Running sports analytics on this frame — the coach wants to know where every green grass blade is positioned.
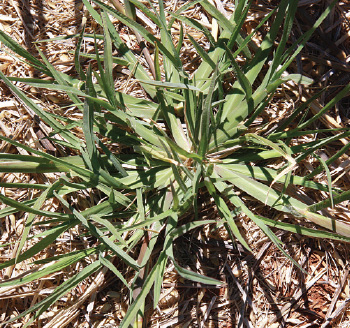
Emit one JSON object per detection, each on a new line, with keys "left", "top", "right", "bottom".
{"left": 74, "top": 24, "right": 87, "bottom": 80}
{"left": 298, "top": 84, "right": 350, "bottom": 130}
{"left": 0, "top": 220, "right": 77, "bottom": 270}
{"left": 272, "top": 0, "right": 337, "bottom": 84}
{"left": 0, "top": 192, "right": 70, "bottom": 220}
{"left": 157, "top": 0, "right": 182, "bottom": 82}
{"left": 154, "top": 44, "right": 161, "bottom": 81}
{"left": 76, "top": 52, "right": 129, "bottom": 66}
{"left": 259, "top": 215, "right": 350, "bottom": 243}
{"left": 153, "top": 245, "right": 168, "bottom": 308}
{"left": 224, "top": 43, "right": 252, "bottom": 100}
{"left": 92, "top": 0, "right": 178, "bottom": 65}
{"left": 54, "top": 191, "right": 139, "bottom": 270}
{"left": 35, "top": 46, "right": 84, "bottom": 109}
{"left": 313, "top": 153, "right": 334, "bottom": 208}
{"left": 119, "top": 165, "right": 173, "bottom": 190}
{"left": 295, "top": 131, "right": 350, "bottom": 164}
{"left": 224, "top": 188, "right": 305, "bottom": 273}
{"left": 0, "top": 182, "right": 48, "bottom": 189}
{"left": 14, "top": 183, "right": 58, "bottom": 263}
{"left": 0, "top": 134, "right": 110, "bottom": 189}
{"left": 198, "top": 66, "right": 218, "bottom": 158}
{"left": 187, "top": 33, "right": 215, "bottom": 69}
{"left": 169, "top": 13, "right": 216, "bottom": 47}
{"left": 99, "top": 253, "right": 130, "bottom": 288}
{"left": 82, "top": 0, "right": 102, "bottom": 24}
{"left": 192, "top": 163, "right": 202, "bottom": 220}
{"left": 102, "top": 13, "right": 156, "bottom": 98}
{"left": 124, "top": 0, "right": 136, "bottom": 19}
{"left": 119, "top": 251, "right": 167, "bottom": 327}
{"left": 308, "top": 190, "right": 350, "bottom": 213}
{"left": 176, "top": 22, "right": 184, "bottom": 55}
{"left": 200, "top": 0, "right": 251, "bottom": 59}
{"left": 0, "top": 247, "right": 98, "bottom": 288}
{"left": 219, "top": 163, "right": 332, "bottom": 192}
{"left": 168, "top": 0, "right": 202, "bottom": 28}
{"left": 219, "top": 0, "right": 291, "bottom": 123}
{"left": 90, "top": 214, "right": 126, "bottom": 246}
{"left": 307, "top": 140, "right": 350, "bottom": 179}
{"left": 33, "top": 247, "right": 99, "bottom": 265}
{"left": 265, "top": 0, "right": 298, "bottom": 84}
{"left": 138, "top": 79, "right": 202, "bottom": 92}
{"left": 215, "top": 164, "right": 350, "bottom": 237}
{"left": 0, "top": 72, "right": 82, "bottom": 148}
{"left": 96, "top": 138, "right": 128, "bottom": 177}
{"left": 83, "top": 66, "right": 100, "bottom": 172}
{"left": 170, "top": 220, "right": 217, "bottom": 239}
{"left": 128, "top": 0, "right": 161, "bottom": 26}
{"left": 172, "top": 259, "right": 223, "bottom": 285}
{"left": 6, "top": 261, "right": 102, "bottom": 326}
{"left": 205, "top": 179, "right": 251, "bottom": 251}
{"left": 101, "top": 11, "right": 117, "bottom": 108}
{"left": 0, "top": 30, "right": 50, "bottom": 75}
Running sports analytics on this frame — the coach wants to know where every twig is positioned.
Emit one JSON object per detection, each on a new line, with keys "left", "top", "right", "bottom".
{"left": 321, "top": 297, "right": 350, "bottom": 328}
{"left": 321, "top": 268, "right": 350, "bottom": 328}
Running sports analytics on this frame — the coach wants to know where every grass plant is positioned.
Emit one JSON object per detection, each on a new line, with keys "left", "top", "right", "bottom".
{"left": 0, "top": 0, "right": 349, "bottom": 326}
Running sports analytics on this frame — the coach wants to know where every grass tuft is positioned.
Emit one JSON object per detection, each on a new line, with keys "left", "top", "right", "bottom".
{"left": 0, "top": 0, "right": 349, "bottom": 326}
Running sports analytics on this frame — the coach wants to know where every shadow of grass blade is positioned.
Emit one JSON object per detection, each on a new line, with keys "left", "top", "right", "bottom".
{"left": 298, "top": 83, "right": 350, "bottom": 130}
{"left": 187, "top": 33, "right": 215, "bottom": 70}
{"left": 208, "top": 73, "right": 313, "bottom": 150}
{"left": 272, "top": 0, "right": 338, "bottom": 83}
{"left": 313, "top": 153, "right": 334, "bottom": 208}
{"left": 35, "top": 46, "right": 84, "bottom": 110}
{"left": 307, "top": 140, "right": 350, "bottom": 179}
{"left": 295, "top": 131, "right": 350, "bottom": 164}
{"left": 1, "top": 0, "right": 349, "bottom": 325}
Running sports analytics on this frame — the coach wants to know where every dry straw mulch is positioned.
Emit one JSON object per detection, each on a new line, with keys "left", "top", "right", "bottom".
{"left": 1, "top": 0, "right": 350, "bottom": 327}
